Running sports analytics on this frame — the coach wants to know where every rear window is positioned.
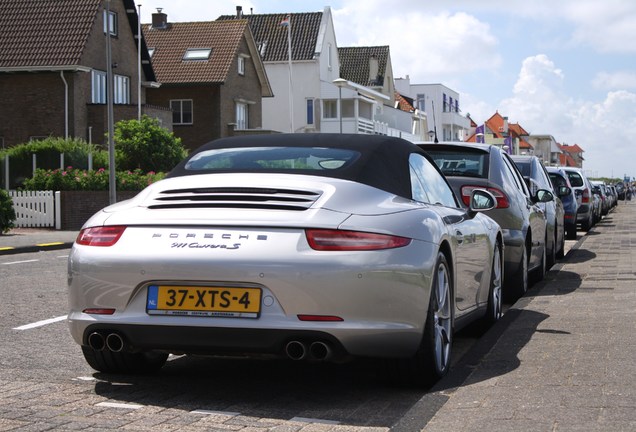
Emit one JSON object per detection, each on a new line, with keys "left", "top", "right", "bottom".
{"left": 184, "top": 147, "right": 360, "bottom": 172}
{"left": 424, "top": 150, "right": 488, "bottom": 178}
{"left": 566, "top": 171, "right": 584, "bottom": 187}
{"left": 514, "top": 161, "right": 531, "bottom": 177}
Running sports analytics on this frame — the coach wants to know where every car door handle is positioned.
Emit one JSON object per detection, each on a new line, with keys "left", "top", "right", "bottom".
{"left": 456, "top": 231, "right": 464, "bottom": 244}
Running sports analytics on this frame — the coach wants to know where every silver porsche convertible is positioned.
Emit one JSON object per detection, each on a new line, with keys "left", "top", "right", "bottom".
{"left": 67, "top": 134, "right": 503, "bottom": 385}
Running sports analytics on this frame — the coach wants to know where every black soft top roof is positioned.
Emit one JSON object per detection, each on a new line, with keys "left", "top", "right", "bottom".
{"left": 168, "top": 133, "right": 433, "bottom": 199}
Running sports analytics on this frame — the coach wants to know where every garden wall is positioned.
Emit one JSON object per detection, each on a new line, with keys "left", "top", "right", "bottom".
{"left": 60, "top": 191, "right": 139, "bottom": 230}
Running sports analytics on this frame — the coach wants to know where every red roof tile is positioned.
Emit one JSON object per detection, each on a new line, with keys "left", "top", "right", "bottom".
{"left": 0, "top": 0, "right": 101, "bottom": 68}
{"left": 143, "top": 20, "right": 249, "bottom": 84}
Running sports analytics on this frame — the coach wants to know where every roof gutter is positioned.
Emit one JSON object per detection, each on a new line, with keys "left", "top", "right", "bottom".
{"left": 0, "top": 65, "right": 92, "bottom": 73}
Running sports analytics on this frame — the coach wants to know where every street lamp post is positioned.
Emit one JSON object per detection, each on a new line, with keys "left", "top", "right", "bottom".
{"left": 105, "top": 0, "right": 116, "bottom": 204}
{"left": 333, "top": 78, "right": 347, "bottom": 134}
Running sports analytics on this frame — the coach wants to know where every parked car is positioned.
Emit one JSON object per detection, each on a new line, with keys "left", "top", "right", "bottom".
{"left": 603, "top": 184, "right": 616, "bottom": 209}
{"left": 512, "top": 156, "right": 565, "bottom": 266}
{"left": 418, "top": 142, "right": 551, "bottom": 302}
{"left": 607, "top": 185, "right": 618, "bottom": 208}
{"left": 590, "top": 180, "right": 611, "bottom": 217}
{"left": 561, "top": 167, "right": 595, "bottom": 232}
{"left": 615, "top": 182, "right": 626, "bottom": 200}
{"left": 68, "top": 134, "right": 505, "bottom": 386}
{"left": 546, "top": 167, "right": 578, "bottom": 240}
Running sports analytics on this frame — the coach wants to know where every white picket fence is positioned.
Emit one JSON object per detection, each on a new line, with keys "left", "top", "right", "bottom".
{"left": 9, "top": 190, "right": 61, "bottom": 229}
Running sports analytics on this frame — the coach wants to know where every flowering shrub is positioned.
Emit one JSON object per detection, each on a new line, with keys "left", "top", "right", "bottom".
{"left": 22, "top": 167, "right": 165, "bottom": 191}
{"left": 0, "top": 189, "right": 16, "bottom": 234}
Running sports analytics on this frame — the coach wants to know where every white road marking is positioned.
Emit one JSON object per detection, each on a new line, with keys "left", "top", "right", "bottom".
{"left": 291, "top": 417, "right": 340, "bottom": 425}
{"left": 191, "top": 409, "right": 240, "bottom": 416}
{"left": 13, "top": 315, "right": 67, "bottom": 330}
{"left": 96, "top": 402, "right": 143, "bottom": 410}
{"left": 2, "top": 259, "right": 39, "bottom": 265}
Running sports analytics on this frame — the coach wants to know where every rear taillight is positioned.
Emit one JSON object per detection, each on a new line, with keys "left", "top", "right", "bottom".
{"left": 305, "top": 229, "right": 411, "bottom": 251}
{"left": 76, "top": 226, "right": 126, "bottom": 247}
{"left": 581, "top": 189, "right": 590, "bottom": 204}
{"left": 460, "top": 185, "right": 509, "bottom": 208}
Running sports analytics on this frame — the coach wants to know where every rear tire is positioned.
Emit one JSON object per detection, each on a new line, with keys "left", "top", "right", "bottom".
{"left": 391, "top": 252, "right": 453, "bottom": 387}
{"left": 505, "top": 244, "right": 528, "bottom": 303}
{"left": 81, "top": 346, "right": 168, "bottom": 374}
{"left": 482, "top": 242, "right": 503, "bottom": 327}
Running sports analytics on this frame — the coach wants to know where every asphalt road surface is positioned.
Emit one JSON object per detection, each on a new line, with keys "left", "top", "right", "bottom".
{"left": 0, "top": 237, "right": 579, "bottom": 431}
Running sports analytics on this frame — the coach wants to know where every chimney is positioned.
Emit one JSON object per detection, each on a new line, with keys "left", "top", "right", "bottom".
{"left": 152, "top": 8, "right": 168, "bottom": 29}
{"left": 236, "top": 6, "right": 243, "bottom": 18}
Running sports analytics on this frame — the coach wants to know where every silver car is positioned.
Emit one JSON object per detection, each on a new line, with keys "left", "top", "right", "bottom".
{"left": 418, "top": 142, "right": 551, "bottom": 302}
{"left": 68, "top": 134, "right": 503, "bottom": 385}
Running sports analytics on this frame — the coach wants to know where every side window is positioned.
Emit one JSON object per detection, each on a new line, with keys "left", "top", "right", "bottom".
{"left": 409, "top": 153, "right": 457, "bottom": 207}
{"left": 503, "top": 154, "right": 529, "bottom": 196}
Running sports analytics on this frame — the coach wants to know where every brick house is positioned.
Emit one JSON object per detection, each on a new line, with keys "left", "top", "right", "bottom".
{"left": 0, "top": 0, "right": 170, "bottom": 150}
{"left": 143, "top": 9, "right": 273, "bottom": 152}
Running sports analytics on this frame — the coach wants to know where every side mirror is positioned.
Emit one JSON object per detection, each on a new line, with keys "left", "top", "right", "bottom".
{"left": 469, "top": 189, "right": 497, "bottom": 212}
{"left": 535, "top": 189, "right": 554, "bottom": 203}
{"left": 558, "top": 186, "right": 571, "bottom": 197}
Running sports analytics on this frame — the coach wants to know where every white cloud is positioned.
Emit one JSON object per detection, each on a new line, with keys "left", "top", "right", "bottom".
{"left": 332, "top": 5, "right": 501, "bottom": 82}
{"left": 497, "top": 54, "right": 636, "bottom": 177}
{"left": 593, "top": 71, "right": 636, "bottom": 91}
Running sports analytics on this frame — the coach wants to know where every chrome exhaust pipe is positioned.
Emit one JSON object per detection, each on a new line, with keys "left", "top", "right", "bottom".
{"left": 285, "top": 340, "right": 307, "bottom": 360}
{"left": 309, "top": 341, "right": 332, "bottom": 361}
{"left": 87, "top": 332, "right": 105, "bottom": 351}
{"left": 105, "top": 333, "right": 124, "bottom": 353}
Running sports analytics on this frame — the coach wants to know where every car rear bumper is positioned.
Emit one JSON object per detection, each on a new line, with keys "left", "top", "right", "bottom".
{"left": 69, "top": 318, "right": 423, "bottom": 360}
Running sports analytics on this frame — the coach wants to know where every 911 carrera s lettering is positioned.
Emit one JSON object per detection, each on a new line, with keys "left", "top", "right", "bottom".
{"left": 170, "top": 242, "right": 242, "bottom": 249}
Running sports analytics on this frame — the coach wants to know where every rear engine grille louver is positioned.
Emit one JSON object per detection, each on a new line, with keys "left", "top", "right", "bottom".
{"left": 147, "top": 187, "right": 322, "bottom": 211}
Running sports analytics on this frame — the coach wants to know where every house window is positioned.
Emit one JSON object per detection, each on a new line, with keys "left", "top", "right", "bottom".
{"left": 449, "top": 97, "right": 453, "bottom": 113}
{"left": 114, "top": 75, "right": 130, "bottom": 104}
{"left": 148, "top": 48, "right": 155, "bottom": 58}
{"left": 236, "top": 102, "right": 248, "bottom": 129}
{"left": 455, "top": 99, "right": 459, "bottom": 113}
{"left": 443, "top": 94, "right": 448, "bottom": 112}
{"left": 238, "top": 56, "right": 246, "bottom": 75}
{"left": 306, "top": 99, "right": 314, "bottom": 125}
{"left": 323, "top": 100, "right": 337, "bottom": 119}
{"left": 103, "top": 10, "right": 118, "bottom": 36}
{"left": 327, "top": 43, "right": 333, "bottom": 70}
{"left": 258, "top": 41, "right": 267, "bottom": 57}
{"left": 416, "top": 94, "right": 426, "bottom": 111}
{"left": 171, "top": 100, "right": 193, "bottom": 125}
{"left": 183, "top": 48, "right": 211, "bottom": 61}
{"left": 91, "top": 70, "right": 107, "bottom": 104}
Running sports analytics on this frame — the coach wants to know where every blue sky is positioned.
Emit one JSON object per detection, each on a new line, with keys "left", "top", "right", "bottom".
{"left": 140, "top": 0, "right": 636, "bottom": 179}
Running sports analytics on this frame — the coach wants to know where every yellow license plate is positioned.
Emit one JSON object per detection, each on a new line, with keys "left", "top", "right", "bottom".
{"left": 146, "top": 285, "right": 261, "bottom": 318}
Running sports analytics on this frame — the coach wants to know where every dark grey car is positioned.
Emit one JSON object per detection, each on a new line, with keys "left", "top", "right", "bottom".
{"left": 512, "top": 156, "right": 565, "bottom": 267}
{"left": 418, "top": 142, "right": 552, "bottom": 301}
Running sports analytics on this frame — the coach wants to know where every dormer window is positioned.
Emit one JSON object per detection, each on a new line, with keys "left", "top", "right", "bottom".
{"left": 183, "top": 48, "right": 211, "bottom": 61}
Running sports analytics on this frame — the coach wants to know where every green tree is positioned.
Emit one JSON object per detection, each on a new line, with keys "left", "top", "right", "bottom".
{"left": 114, "top": 115, "right": 187, "bottom": 173}
{"left": 0, "top": 189, "right": 16, "bottom": 234}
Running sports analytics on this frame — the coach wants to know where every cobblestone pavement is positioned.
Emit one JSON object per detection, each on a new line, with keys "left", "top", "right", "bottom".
{"left": 1, "top": 202, "right": 634, "bottom": 431}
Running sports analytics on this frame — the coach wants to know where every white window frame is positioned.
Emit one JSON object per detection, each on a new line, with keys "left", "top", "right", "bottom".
{"left": 114, "top": 75, "right": 130, "bottom": 104}
{"left": 91, "top": 70, "right": 107, "bottom": 104}
{"left": 183, "top": 48, "right": 211, "bottom": 61}
{"left": 170, "top": 99, "right": 193, "bottom": 125}
{"left": 238, "top": 55, "right": 246, "bottom": 75}
{"left": 236, "top": 102, "right": 248, "bottom": 129}
{"left": 103, "top": 10, "right": 118, "bottom": 36}
{"left": 322, "top": 100, "right": 337, "bottom": 119}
